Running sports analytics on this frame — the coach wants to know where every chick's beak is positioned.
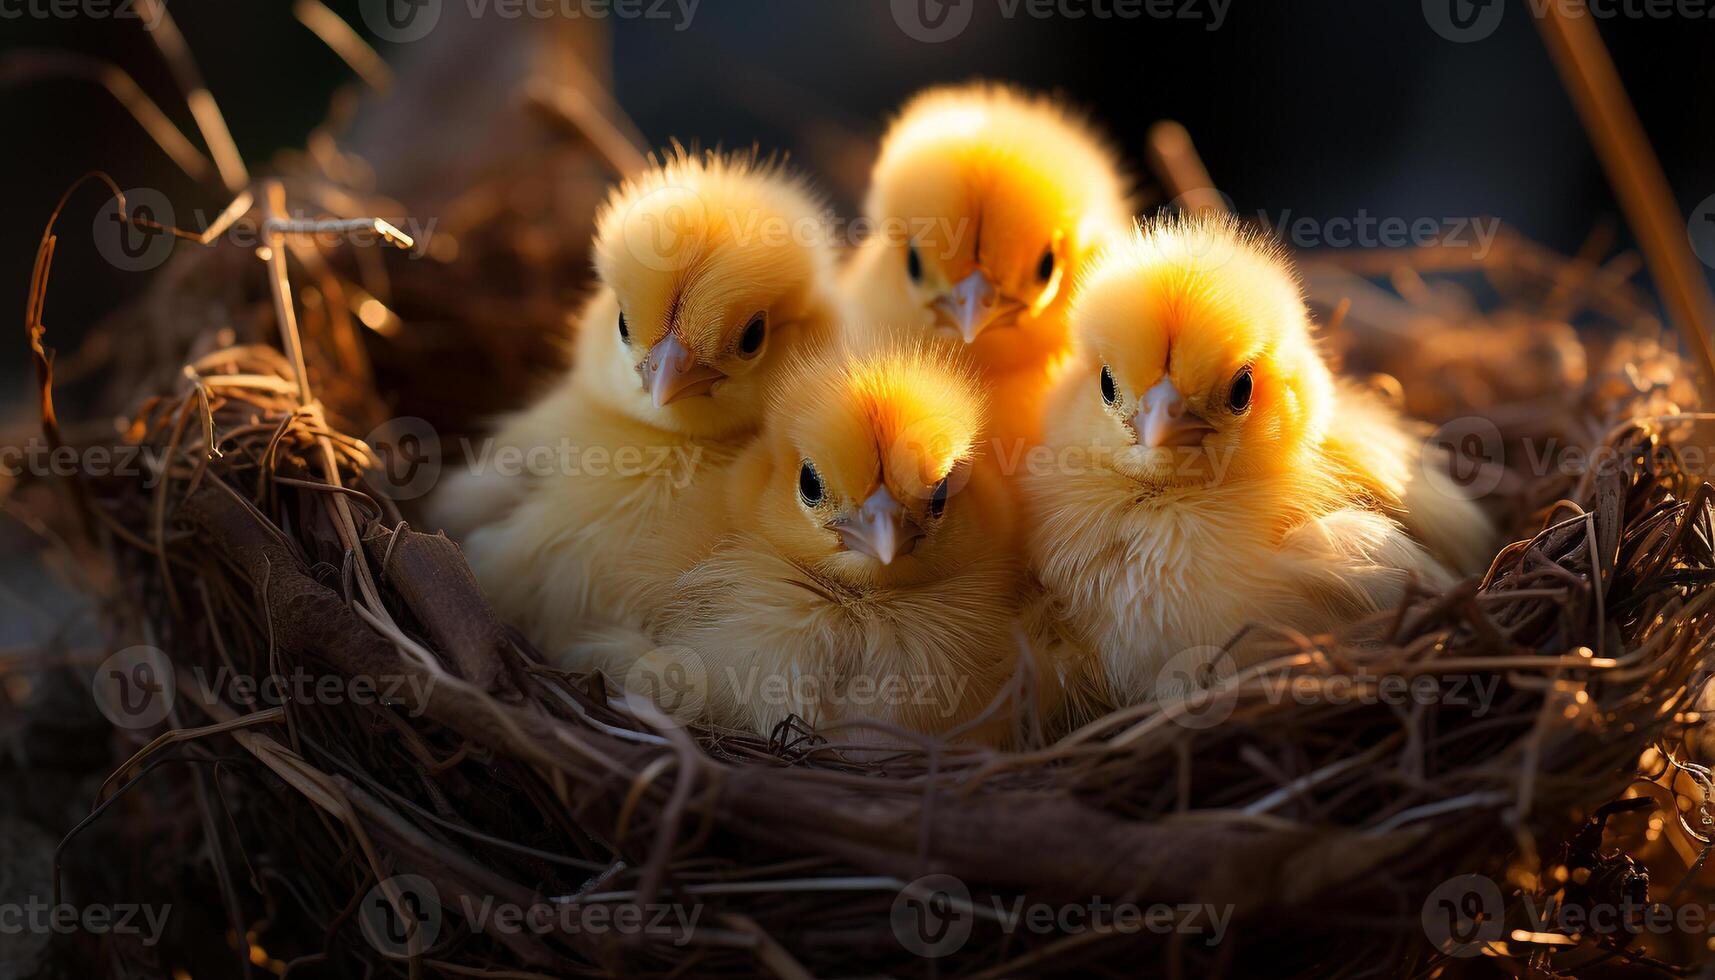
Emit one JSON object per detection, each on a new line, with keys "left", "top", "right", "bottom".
{"left": 1131, "top": 377, "right": 1215, "bottom": 448}
{"left": 834, "top": 486, "right": 923, "bottom": 565}
{"left": 640, "top": 332, "right": 726, "bottom": 408}
{"left": 933, "top": 269, "right": 1018, "bottom": 344}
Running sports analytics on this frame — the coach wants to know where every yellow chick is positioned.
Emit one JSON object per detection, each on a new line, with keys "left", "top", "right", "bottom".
{"left": 650, "top": 338, "right": 1029, "bottom": 744}
{"left": 841, "top": 82, "right": 1132, "bottom": 449}
{"left": 439, "top": 149, "right": 843, "bottom": 666}
{"left": 1024, "top": 215, "right": 1484, "bottom": 712}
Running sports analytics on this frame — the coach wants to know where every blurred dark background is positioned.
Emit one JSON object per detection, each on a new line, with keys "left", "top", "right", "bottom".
{"left": 1, "top": 0, "right": 1713, "bottom": 404}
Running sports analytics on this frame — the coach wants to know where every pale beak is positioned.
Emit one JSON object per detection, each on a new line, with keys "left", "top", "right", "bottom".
{"left": 640, "top": 333, "right": 726, "bottom": 407}
{"left": 932, "top": 269, "right": 1021, "bottom": 344}
{"left": 1131, "top": 377, "right": 1215, "bottom": 448}
{"left": 834, "top": 486, "right": 923, "bottom": 565}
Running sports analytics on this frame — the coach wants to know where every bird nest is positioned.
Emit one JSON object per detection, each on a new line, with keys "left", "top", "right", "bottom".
{"left": 14, "top": 24, "right": 1715, "bottom": 975}
{"left": 23, "top": 175, "right": 1715, "bottom": 979}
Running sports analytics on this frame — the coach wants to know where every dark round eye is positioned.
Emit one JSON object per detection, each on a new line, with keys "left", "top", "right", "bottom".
{"left": 1037, "top": 247, "right": 1055, "bottom": 282}
{"left": 738, "top": 312, "right": 767, "bottom": 358}
{"left": 618, "top": 311, "right": 629, "bottom": 344}
{"left": 906, "top": 245, "right": 923, "bottom": 284}
{"left": 798, "top": 461, "right": 824, "bottom": 506}
{"left": 930, "top": 476, "right": 950, "bottom": 518}
{"left": 1100, "top": 364, "right": 1118, "bottom": 406}
{"left": 1228, "top": 366, "right": 1254, "bottom": 413}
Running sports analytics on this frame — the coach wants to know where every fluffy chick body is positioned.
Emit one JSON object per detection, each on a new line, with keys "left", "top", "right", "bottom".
{"left": 841, "top": 83, "right": 1131, "bottom": 449}
{"left": 651, "top": 339, "right": 1029, "bottom": 743}
{"left": 442, "top": 150, "right": 842, "bottom": 666}
{"left": 1025, "top": 216, "right": 1476, "bottom": 714}
{"left": 1320, "top": 382, "right": 1500, "bottom": 575}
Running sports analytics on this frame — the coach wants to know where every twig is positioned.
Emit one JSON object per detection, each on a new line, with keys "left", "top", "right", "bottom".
{"left": 1536, "top": 5, "right": 1715, "bottom": 395}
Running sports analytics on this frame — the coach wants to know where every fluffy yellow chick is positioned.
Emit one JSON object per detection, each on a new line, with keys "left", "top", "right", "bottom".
{"left": 841, "top": 83, "right": 1132, "bottom": 448}
{"left": 650, "top": 338, "right": 1030, "bottom": 744}
{"left": 437, "top": 149, "right": 843, "bottom": 665}
{"left": 1024, "top": 215, "right": 1486, "bottom": 712}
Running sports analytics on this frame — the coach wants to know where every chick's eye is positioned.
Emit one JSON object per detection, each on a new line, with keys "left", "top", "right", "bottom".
{"left": 906, "top": 245, "right": 923, "bottom": 284}
{"left": 738, "top": 312, "right": 767, "bottom": 358}
{"left": 930, "top": 477, "right": 950, "bottom": 518}
{"left": 797, "top": 461, "right": 824, "bottom": 506}
{"left": 1228, "top": 366, "right": 1254, "bottom": 413}
{"left": 1037, "top": 247, "right": 1055, "bottom": 282}
{"left": 618, "top": 311, "right": 629, "bottom": 344}
{"left": 1100, "top": 364, "right": 1118, "bottom": 406}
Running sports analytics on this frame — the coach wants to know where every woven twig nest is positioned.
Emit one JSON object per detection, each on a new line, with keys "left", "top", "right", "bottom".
{"left": 24, "top": 176, "right": 1714, "bottom": 977}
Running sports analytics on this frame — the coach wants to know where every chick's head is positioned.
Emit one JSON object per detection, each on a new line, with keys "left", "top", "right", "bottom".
{"left": 592, "top": 148, "right": 839, "bottom": 439}
{"left": 1055, "top": 215, "right": 1334, "bottom": 489}
{"left": 751, "top": 340, "right": 993, "bottom": 587}
{"left": 867, "top": 83, "right": 1131, "bottom": 373}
